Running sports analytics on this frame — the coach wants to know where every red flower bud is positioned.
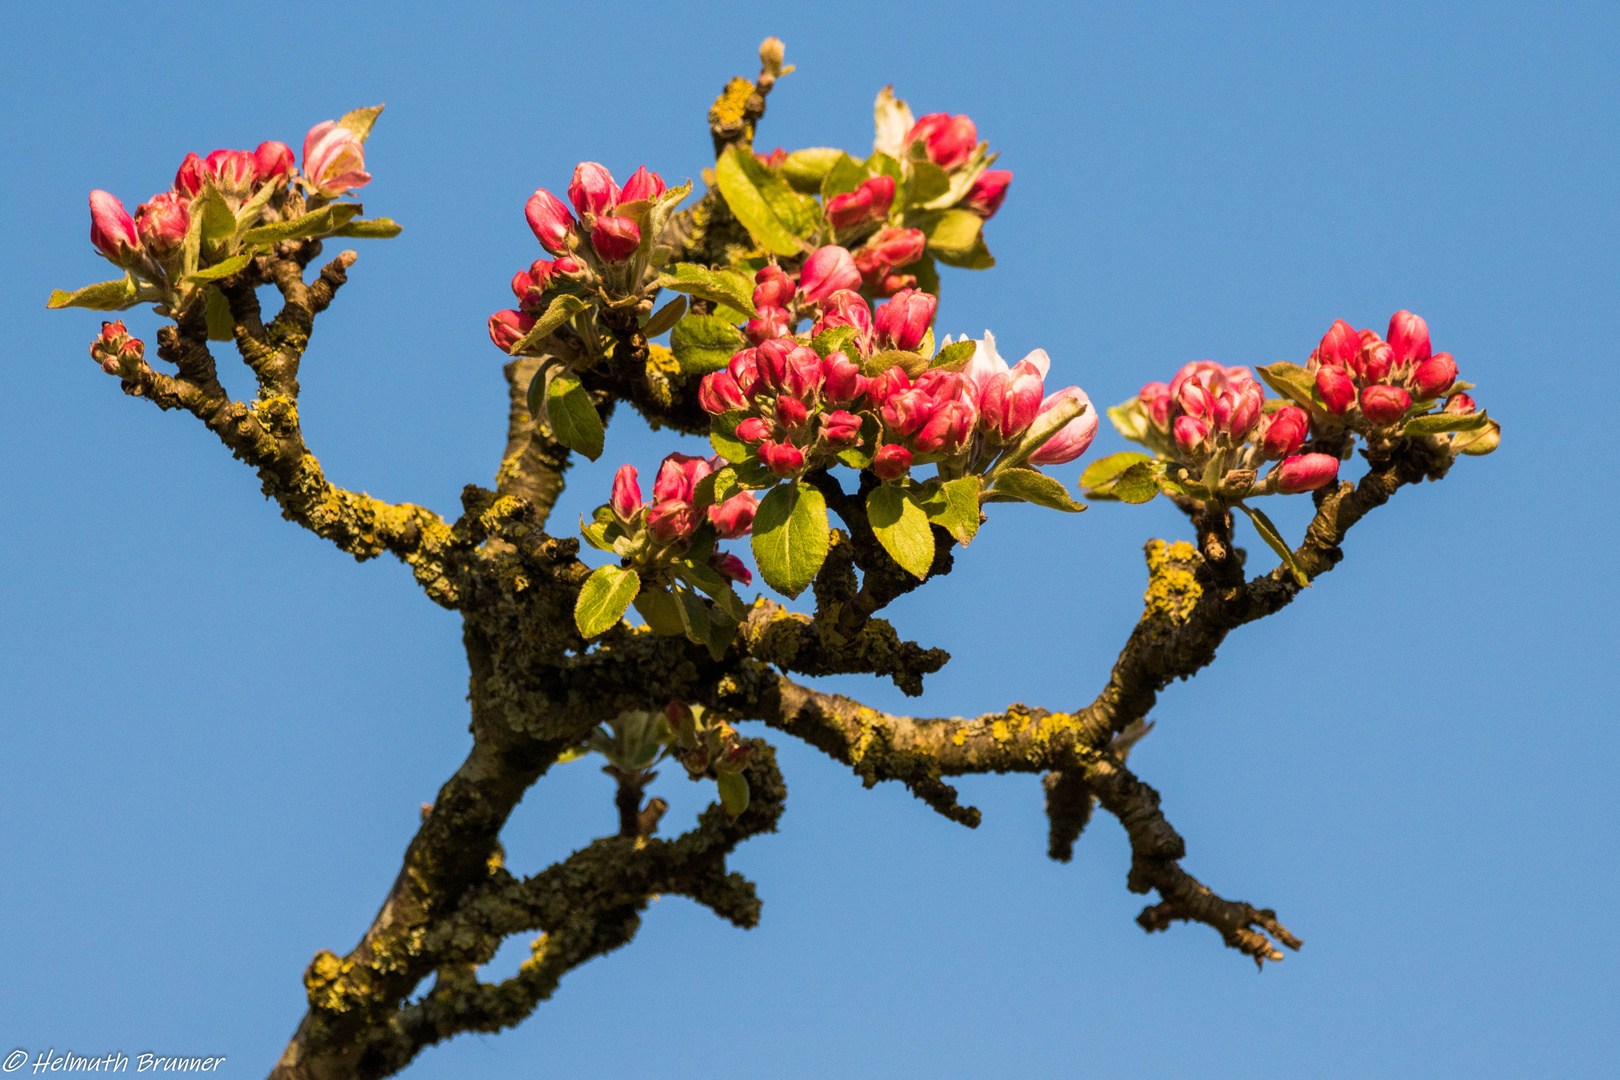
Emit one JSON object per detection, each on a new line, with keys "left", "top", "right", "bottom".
{"left": 1139, "top": 381, "right": 1173, "bottom": 430}
{"left": 745, "top": 305, "right": 792, "bottom": 346}
{"left": 878, "top": 272, "right": 917, "bottom": 297}
{"left": 654, "top": 453, "right": 713, "bottom": 505}
{"left": 618, "top": 165, "right": 666, "bottom": 204}
{"left": 1174, "top": 414, "right": 1211, "bottom": 456}
{"left": 819, "top": 410, "right": 863, "bottom": 446}
{"left": 865, "top": 227, "right": 925, "bottom": 271}
{"left": 912, "top": 400, "right": 975, "bottom": 454}
{"left": 800, "top": 246, "right": 861, "bottom": 303}
{"left": 881, "top": 388, "right": 936, "bottom": 437}
{"left": 1316, "top": 319, "right": 1360, "bottom": 369}
{"left": 1221, "top": 383, "right": 1265, "bottom": 440}
{"left": 488, "top": 310, "right": 535, "bottom": 352}
{"left": 826, "top": 175, "right": 896, "bottom": 230}
{"left": 709, "top": 491, "right": 758, "bottom": 540}
{"left": 526, "top": 189, "right": 576, "bottom": 255}
{"left": 1029, "top": 387, "right": 1098, "bottom": 466}
{"left": 755, "top": 146, "right": 788, "bottom": 169}
{"left": 646, "top": 500, "right": 700, "bottom": 542}
{"left": 1315, "top": 365, "right": 1356, "bottom": 415}
{"left": 1386, "top": 310, "right": 1432, "bottom": 370}
{"left": 822, "top": 351, "right": 866, "bottom": 405}
{"left": 963, "top": 169, "right": 1012, "bottom": 219}
{"left": 709, "top": 551, "right": 752, "bottom": 585}
{"left": 1177, "top": 380, "right": 1212, "bottom": 419}
{"left": 727, "top": 348, "right": 761, "bottom": 395}
{"left": 568, "top": 162, "right": 620, "bottom": 217}
{"left": 205, "top": 149, "right": 258, "bottom": 199}
{"left": 979, "top": 358, "right": 1045, "bottom": 439}
{"left": 1444, "top": 392, "right": 1476, "bottom": 415}
{"left": 758, "top": 440, "right": 805, "bottom": 477}
{"left": 905, "top": 113, "right": 978, "bottom": 170}
{"left": 90, "top": 320, "right": 143, "bottom": 374}
{"left": 89, "top": 190, "right": 141, "bottom": 263}
{"left": 135, "top": 191, "right": 190, "bottom": 257}
{"left": 776, "top": 394, "right": 809, "bottom": 428}
{"left": 813, "top": 289, "right": 873, "bottom": 349}
{"left": 1274, "top": 453, "right": 1340, "bottom": 494}
{"left": 254, "top": 141, "right": 295, "bottom": 184}
{"left": 867, "top": 366, "right": 911, "bottom": 406}
{"left": 174, "top": 154, "right": 208, "bottom": 199}
{"left": 874, "top": 288, "right": 936, "bottom": 351}
{"left": 861, "top": 175, "right": 896, "bottom": 219}
{"left": 1259, "top": 405, "right": 1310, "bottom": 459}
{"left": 872, "top": 444, "right": 913, "bottom": 480}
{"left": 1359, "top": 384, "right": 1412, "bottom": 425}
{"left": 783, "top": 346, "right": 824, "bottom": 400}
{"left": 301, "top": 122, "right": 371, "bottom": 197}
{"left": 1355, "top": 340, "right": 1393, "bottom": 385}
{"left": 1409, "top": 352, "right": 1458, "bottom": 400}
{"left": 610, "top": 464, "right": 642, "bottom": 521}
{"left": 699, "top": 370, "right": 749, "bottom": 415}
{"left": 735, "top": 417, "right": 773, "bottom": 443}
{"left": 753, "top": 264, "right": 796, "bottom": 309}
{"left": 590, "top": 215, "right": 641, "bottom": 262}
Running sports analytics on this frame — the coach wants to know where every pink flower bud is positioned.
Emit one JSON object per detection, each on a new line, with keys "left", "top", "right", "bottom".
{"left": 862, "top": 175, "right": 896, "bottom": 219}
{"left": 755, "top": 339, "right": 794, "bottom": 393}
{"left": 1027, "top": 386, "right": 1098, "bottom": 466}
{"left": 872, "top": 444, "right": 913, "bottom": 480}
{"left": 1444, "top": 392, "right": 1476, "bottom": 415}
{"left": 488, "top": 310, "right": 535, "bottom": 352}
{"left": 134, "top": 191, "right": 190, "bottom": 257}
{"left": 727, "top": 349, "right": 761, "bottom": 395}
{"left": 979, "top": 358, "right": 1045, "bottom": 439}
{"left": 1315, "top": 365, "right": 1356, "bottom": 415}
{"left": 1174, "top": 414, "right": 1211, "bottom": 456}
{"left": 654, "top": 453, "right": 713, "bottom": 505}
{"left": 709, "top": 491, "right": 758, "bottom": 539}
{"left": 813, "top": 289, "right": 873, "bottom": 349}
{"left": 204, "top": 149, "right": 258, "bottom": 199}
{"left": 568, "top": 162, "right": 620, "bottom": 217}
{"left": 88, "top": 191, "right": 141, "bottom": 262}
{"left": 782, "top": 346, "right": 824, "bottom": 400}
{"left": 1355, "top": 340, "right": 1393, "bottom": 385}
{"left": 755, "top": 146, "right": 788, "bottom": 169}
{"left": 1274, "top": 453, "right": 1340, "bottom": 494}
{"left": 736, "top": 417, "right": 773, "bottom": 443}
{"left": 1139, "top": 382, "right": 1173, "bottom": 430}
{"left": 254, "top": 141, "right": 295, "bottom": 184}
{"left": 1386, "top": 310, "right": 1432, "bottom": 369}
{"left": 174, "top": 153, "right": 208, "bottom": 198}
{"left": 302, "top": 121, "right": 371, "bottom": 197}
{"left": 1222, "top": 383, "right": 1265, "bottom": 439}
{"left": 699, "top": 370, "right": 748, "bottom": 415}
{"left": 590, "top": 215, "right": 641, "bottom": 262}
{"left": 820, "top": 410, "right": 863, "bottom": 445}
{"left": 1315, "top": 319, "right": 1360, "bottom": 369}
{"left": 858, "top": 228, "right": 927, "bottom": 287}
{"left": 618, "top": 165, "right": 666, "bottom": 204}
{"left": 881, "top": 387, "right": 937, "bottom": 437}
{"left": 758, "top": 440, "right": 805, "bottom": 477}
{"left": 610, "top": 464, "right": 642, "bottom": 521}
{"left": 1409, "top": 352, "right": 1458, "bottom": 400}
{"left": 826, "top": 175, "right": 896, "bottom": 230}
{"left": 745, "top": 305, "right": 792, "bottom": 346}
{"left": 1177, "top": 380, "right": 1212, "bottom": 418}
{"left": 800, "top": 246, "right": 861, "bottom": 303}
{"left": 913, "top": 400, "right": 975, "bottom": 454}
{"left": 822, "top": 351, "right": 866, "bottom": 405}
{"left": 526, "top": 189, "right": 576, "bottom": 255}
{"left": 1359, "top": 384, "right": 1412, "bottom": 426}
{"left": 868, "top": 366, "right": 911, "bottom": 406}
{"left": 1259, "top": 406, "right": 1310, "bottom": 459}
{"left": 752, "top": 264, "right": 796, "bottom": 309}
{"left": 710, "top": 551, "right": 753, "bottom": 585}
{"left": 776, "top": 394, "right": 809, "bottom": 428}
{"left": 874, "top": 288, "right": 936, "bottom": 351}
{"left": 963, "top": 169, "right": 1012, "bottom": 219}
{"left": 905, "top": 113, "right": 978, "bottom": 170}
{"left": 646, "top": 500, "right": 700, "bottom": 542}
{"left": 90, "top": 320, "right": 143, "bottom": 374}
{"left": 879, "top": 273, "right": 916, "bottom": 296}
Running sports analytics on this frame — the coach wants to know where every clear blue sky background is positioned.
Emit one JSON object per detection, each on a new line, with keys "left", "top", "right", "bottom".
{"left": 2, "top": 2, "right": 1614, "bottom": 1076}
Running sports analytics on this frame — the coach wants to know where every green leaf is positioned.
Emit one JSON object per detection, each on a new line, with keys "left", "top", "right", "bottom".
{"left": 674, "top": 584, "right": 713, "bottom": 647}
{"left": 1080, "top": 452, "right": 1154, "bottom": 497}
{"left": 936, "top": 230, "right": 995, "bottom": 270}
{"left": 923, "top": 476, "right": 983, "bottom": 545}
{"left": 508, "top": 294, "right": 591, "bottom": 356}
{"left": 781, "top": 147, "right": 844, "bottom": 192}
{"left": 996, "top": 395, "right": 1087, "bottom": 471}
{"left": 331, "top": 217, "right": 403, "bottom": 239}
{"left": 820, "top": 151, "right": 869, "bottom": 200}
{"left": 867, "top": 485, "right": 935, "bottom": 579}
{"left": 1400, "top": 410, "right": 1492, "bottom": 437}
{"left": 810, "top": 324, "right": 859, "bottom": 357}
{"left": 990, "top": 468, "right": 1087, "bottom": 512}
{"left": 579, "top": 516, "right": 616, "bottom": 553}
{"left": 642, "top": 295, "right": 687, "bottom": 339}
{"left": 913, "top": 208, "right": 984, "bottom": 260}
{"left": 200, "top": 187, "right": 236, "bottom": 245}
{"left": 204, "top": 287, "right": 235, "bottom": 341}
{"left": 715, "top": 144, "right": 812, "bottom": 256}
{"left": 633, "top": 588, "right": 686, "bottom": 636}
{"left": 46, "top": 273, "right": 139, "bottom": 311}
{"left": 575, "top": 565, "right": 640, "bottom": 637}
{"left": 1117, "top": 462, "right": 1165, "bottom": 504}
{"left": 239, "top": 204, "right": 362, "bottom": 247}
{"left": 751, "top": 482, "right": 830, "bottom": 598}
{"left": 1256, "top": 362, "right": 1321, "bottom": 412}
{"left": 710, "top": 418, "right": 753, "bottom": 466}
{"left": 1235, "top": 504, "right": 1310, "bottom": 588}
{"left": 930, "top": 339, "right": 976, "bottom": 371}
{"left": 657, "top": 262, "right": 758, "bottom": 318}
{"left": 905, "top": 160, "right": 952, "bottom": 206}
{"left": 1452, "top": 414, "right": 1501, "bottom": 456}
{"left": 717, "top": 771, "right": 750, "bottom": 817}
{"left": 864, "top": 348, "right": 930, "bottom": 378}
{"left": 336, "top": 104, "right": 385, "bottom": 142}
{"left": 545, "top": 371, "right": 605, "bottom": 461}
{"left": 671, "top": 314, "right": 747, "bottom": 374}
{"left": 183, "top": 253, "right": 253, "bottom": 284}
{"left": 1107, "top": 399, "right": 1154, "bottom": 446}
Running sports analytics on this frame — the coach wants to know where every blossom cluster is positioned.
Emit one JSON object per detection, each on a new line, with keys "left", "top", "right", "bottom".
{"left": 585, "top": 452, "right": 759, "bottom": 585}
{"left": 1305, "top": 312, "right": 1471, "bottom": 429}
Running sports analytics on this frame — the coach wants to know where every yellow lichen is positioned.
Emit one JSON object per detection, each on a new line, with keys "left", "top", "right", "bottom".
{"left": 1142, "top": 539, "right": 1202, "bottom": 625}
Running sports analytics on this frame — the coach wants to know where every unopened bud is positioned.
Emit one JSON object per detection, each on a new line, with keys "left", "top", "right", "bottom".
{"left": 1409, "top": 352, "right": 1458, "bottom": 400}
{"left": 254, "top": 141, "right": 295, "bottom": 184}
{"left": 1315, "top": 318, "right": 1359, "bottom": 369}
{"left": 821, "top": 351, "right": 866, "bottom": 405}
{"left": 1315, "top": 365, "right": 1356, "bottom": 415}
{"left": 1386, "top": 310, "right": 1432, "bottom": 369}
{"left": 1173, "top": 414, "right": 1210, "bottom": 456}
{"left": 799, "top": 246, "right": 861, "bottom": 303}
{"left": 699, "top": 370, "right": 748, "bottom": 415}
{"left": 135, "top": 191, "right": 190, "bottom": 257}
{"left": 874, "top": 288, "right": 936, "bottom": 351}
{"left": 775, "top": 394, "right": 809, "bottom": 428}
{"left": 1028, "top": 387, "right": 1098, "bottom": 466}
{"left": 88, "top": 190, "right": 140, "bottom": 263}
{"left": 905, "top": 113, "right": 978, "bottom": 170}
{"left": 820, "top": 410, "right": 863, "bottom": 446}
{"left": 752, "top": 264, "right": 796, "bottom": 309}
{"left": 590, "top": 215, "right": 641, "bottom": 262}
{"left": 1444, "top": 392, "right": 1476, "bottom": 415}
{"left": 568, "top": 162, "right": 620, "bottom": 217}
{"left": 736, "top": 417, "right": 773, "bottom": 443}
{"left": 205, "top": 149, "right": 258, "bottom": 200}
{"left": 1139, "top": 382, "right": 1173, "bottom": 430}
{"left": 710, "top": 551, "right": 753, "bottom": 585}
{"left": 1355, "top": 340, "right": 1393, "bottom": 385}
{"left": 488, "top": 310, "right": 535, "bottom": 353}
{"left": 1359, "top": 384, "right": 1412, "bottom": 426}
{"left": 618, "top": 165, "right": 666, "bottom": 204}
{"left": 1274, "top": 453, "right": 1340, "bottom": 494}
{"left": 872, "top": 444, "right": 913, "bottom": 480}
{"left": 1259, "top": 405, "right": 1310, "bottom": 459}
{"left": 745, "top": 305, "right": 792, "bottom": 345}
{"left": 610, "top": 464, "right": 642, "bottom": 521}
{"left": 979, "top": 359, "right": 1044, "bottom": 440}
{"left": 758, "top": 439, "right": 805, "bottom": 477}
{"left": 526, "top": 189, "right": 576, "bottom": 255}
{"left": 709, "top": 492, "right": 758, "bottom": 540}
{"left": 963, "top": 169, "right": 1012, "bottom": 219}
{"left": 174, "top": 153, "right": 208, "bottom": 199}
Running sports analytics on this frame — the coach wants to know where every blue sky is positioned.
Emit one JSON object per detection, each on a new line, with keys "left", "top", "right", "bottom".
{"left": 1, "top": 1, "right": 1615, "bottom": 1076}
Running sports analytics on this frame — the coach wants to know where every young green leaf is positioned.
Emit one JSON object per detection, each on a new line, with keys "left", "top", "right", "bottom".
{"left": 930, "top": 339, "right": 976, "bottom": 371}
{"left": 199, "top": 187, "right": 237, "bottom": 245}
{"left": 820, "top": 151, "right": 869, "bottom": 200}
{"left": 632, "top": 588, "right": 686, "bottom": 636}
{"left": 750, "top": 481, "right": 830, "bottom": 598}
{"left": 1256, "top": 362, "right": 1322, "bottom": 413}
{"left": 810, "top": 324, "right": 859, "bottom": 357}
{"left": 544, "top": 371, "right": 605, "bottom": 461}
{"left": 574, "top": 565, "right": 640, "bottom": 637}
{"left": 990, "top": 468, "right": 1087, "bottom": 512}
{"left": 204, "top": 287, "right": 235, "bottom": 341}
{"left": 905, "top": 161, "right": 952, "bottom": 205}
{"left": 336, "top": 104, "right": 385, "bottom": 142}
{"left": 717, "top": 771, "right": 750, "bottom": 817}
{"left": 239, "top": 203, "right": 361, "bottom": 247}
{"left": 1400, "top": 410, "right": 1492, "bottom": 437}
{"left": 995, "top": 395, "right": 1087, "bottom": 471}
{"left": 1107, "top": 399, "right": 1153, "bottom": 445}
{"left": 671, "top": 314, "right": 747, "bottom": 374}
{"left": 913, "top": 208, "right": 984, "bottom": 261}
{"left": 183, "top": 253, "right": 253, "bottom": 285}
{"left": 1115, "top": 461, "right": 1164, "bottom": 504}
{"left": 331, "top": 217, "right": 403, "bottom": 239}
{"left": 1452, "top": 415, "right": 1500, "bottom": 455}
{"left": 780, "top": 147, "right": 844, "bottom": 193}
{"left": 656, "top": 262, "right": 759, "bottom": 318}
{"left": 642, "top": 294, "right": 687, "bottom": 339}
{"left": 508, "top": 294, "right": 591, "bottom": 356}
{"left": 867, "top": 484, "right": 935, "bottom": 578}
{"left": 864, "top": 348, "right": 930, "bottom": 378}
{"left": 1079, "top": 451, "right": 1154, "bottom": 497}
{"left": 715, "top": 145, "right": 812, "bottom": 256}
{"left": 1235, "top": 503, "right": 1310, "bottom": 587}
{"left": 45, "top": 273, "right": 140, "bottom": 311}
{"left": 923, "top": 476, "right": 983, "bottom": 545}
